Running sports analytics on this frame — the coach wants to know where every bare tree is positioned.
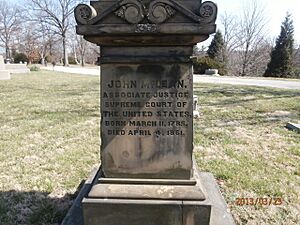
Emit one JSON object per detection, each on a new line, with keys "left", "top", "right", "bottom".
{"left": 220, "top": 12, "right": 239, "bottom": 73}
{"left": 85, "top": 42, "right": 100, "bottom": 65}
{"left": 219, "top": 13, "right": 243, "bottom": 74}
{"left": 74, "top": 36, "right": 100, "bottom": 66}
{"left": 35, "top": 21, "right": 60, "bottom": 65}
{"left": 21, "top": 22, "right": 39, "bottom": 64}
{"left": 220, "top": 12, "right": 240, "bottom": 54}
{"left": 17, "top": 20, "right": 59, "bottom": 64}
{"left": 77, "top": 36, "right": 88, "bottom": 67}
{"left": 293, "top": 44, "right": 300, "bottom": 67}
{"left": 26, "top": 0, "right": 80, "bottom": 66}
{"left": 219, "top": 1, "right": 269, "bottom": 76}
{"left": 0, "top": 0, "right": 22, "bottom": 60}
{"left": 237, "top": 0, "right": 268, "bottom": 76}
{"left": 193, "top": 45, "right": 207, "bottom": 57}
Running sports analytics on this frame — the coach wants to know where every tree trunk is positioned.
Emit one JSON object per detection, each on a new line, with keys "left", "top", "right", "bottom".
{"left": 241, "top": 43, "right": 250, "bottom": 76}
{"left": 62, "top": 34, "right": 69, "bottom": 66}
{"left": 5, "top": 43, "right": 10, "bottom": 59}
{"left": 41, "top": 58, "right": 45, "bottom": 66}
{"left": 81, "top": 56, "right": 85, "bottom": 67}
{"left": 74, "top": 45, "right": 79, "bottom": 64}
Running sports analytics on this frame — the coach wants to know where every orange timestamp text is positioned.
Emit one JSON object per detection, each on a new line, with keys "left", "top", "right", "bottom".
{"left": 235, "top": 197, "right": 283, "bottom": 206}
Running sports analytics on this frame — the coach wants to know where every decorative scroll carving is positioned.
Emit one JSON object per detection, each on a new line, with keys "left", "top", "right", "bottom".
{"left": 199, "top": 1, "right": 217, "bottom": 23}
{"left": 135, "top": 24, "right": 157, "bottom": 33}
{"left": 148, "top": 2, "right": 176, "bottom": 24}
{"left": 76, "top": 0, "right": 217, "bottom": 26}
{"left": 147, "top": 0, "right": 217, "bottom": 24}
{"left": 74, "top": 4, "right": 97, "bottom": 25}
{"left": 115, "top": 1, "right": 144, "bottom": 24}
{"left": 200, "top": 5, "right": 213, "bottom": 17}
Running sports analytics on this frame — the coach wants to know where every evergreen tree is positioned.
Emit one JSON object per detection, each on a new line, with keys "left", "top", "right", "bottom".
{"left": 264, "top": 13, "right": 294, "bottom": 77}
{"left": 207, "top": 30, "right": 225, "bottom": 62}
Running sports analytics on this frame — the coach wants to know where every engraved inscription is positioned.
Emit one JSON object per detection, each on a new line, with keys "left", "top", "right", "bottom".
{"left": 101, "top": 64, "right": 193, "bottom": 178}
{"left": 102, "top": 78, "right": 190, "bottom": 137}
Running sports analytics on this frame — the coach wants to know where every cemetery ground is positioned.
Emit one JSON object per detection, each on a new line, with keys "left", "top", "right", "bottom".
{"left": 0, "top": 71, "right": 299, "bottom": 225}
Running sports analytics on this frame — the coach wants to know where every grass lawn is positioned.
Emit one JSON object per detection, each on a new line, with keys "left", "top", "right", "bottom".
{"left": 194, "top": 83, "right": 300, "bottom": 224}
{"left": 0, "top": 71, "right": 299, "bottom": 224}
{"left": 0, "top": 71, "right": 100, "bottom": 224}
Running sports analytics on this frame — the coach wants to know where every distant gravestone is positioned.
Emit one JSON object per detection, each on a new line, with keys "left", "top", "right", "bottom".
{"left": 193, "top": 95, "right": 200, "bottom": 118}
{"left": 0, "top": 55, "right": 5, "bottom": 70}
{"left": 5, "top": 64, "right": 30, "bottom": 74}
{"left": 64, "top": 0, "right": 236, "bottom": 225}
{"left": 286, "top": 122, "right": 300, "bottom": 133}
{"left": 205, "top": 69, "right": 219, "bottom": 75}
{"left": 0, "top": 55, "right": 10, "bottom": 80}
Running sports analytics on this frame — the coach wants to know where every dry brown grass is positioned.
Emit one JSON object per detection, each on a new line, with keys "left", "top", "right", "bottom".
{"left": 0, "top": 72, "right": 299, "bottom": 224}
{"left": 194, "top": 83, "right": 300, "bottom": 225}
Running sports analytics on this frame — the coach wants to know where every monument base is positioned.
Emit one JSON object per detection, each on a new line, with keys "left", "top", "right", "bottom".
{"left": 61, "top": 163, "right": 235, "bottom": 225}
{"left": 0, "top": 71, "right": 11, "bottom": 80}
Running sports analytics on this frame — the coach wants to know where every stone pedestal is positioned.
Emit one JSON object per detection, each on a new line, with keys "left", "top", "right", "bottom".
{"left": 83, "top": 163, "right": 211, "bottom": 225}
{"left": 62, "top": 164, "right": 236, "bottom": 225}
{"left": 72, "top": 1, "right": 235, "bottom": 225}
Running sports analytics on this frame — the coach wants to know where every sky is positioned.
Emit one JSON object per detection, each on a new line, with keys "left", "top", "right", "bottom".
{"left": 9, "top": 0, "right": 300, "bottom": 46}
{"left": 201, "top": 0, "right": 300, "bottom": 46}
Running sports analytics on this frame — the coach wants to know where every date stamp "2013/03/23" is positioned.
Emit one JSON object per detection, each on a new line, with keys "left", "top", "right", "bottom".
{"left": 235, "top": 197, "right": 283, "bottom": 206}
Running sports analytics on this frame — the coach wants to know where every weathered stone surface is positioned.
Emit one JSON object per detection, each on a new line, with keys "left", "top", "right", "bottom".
{"left": 62, "top": 166, "right": 236, "bottom": 225}
{"left": 75, "top": 0, "right": 217, "bottom": 46}
{"left": 100, "top": 46, "right": 193, "bottom": 63}
{"left": 74, "top": 0, "right": 218, "bottom": 181}
{"left": 82, "top": 162, "right": 212, "bottom": 225}
{"left": 88, "top": 181, "right": 205, "bottom": 200}
{"left": 83, "top": 199, "right": 184, "bottom": 225}
{"left": 72, "top": 1, "right": 226, "bottom": 225}
{"left": 101, "top": 63, "right": 193, "bottom": 179}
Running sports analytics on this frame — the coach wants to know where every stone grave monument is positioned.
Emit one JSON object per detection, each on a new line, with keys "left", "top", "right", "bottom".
{"left": 0, "top": 55, "right": 11, "bottom": 80}
{"left": 69, "top": 0, "right": 236, "bottom": 224}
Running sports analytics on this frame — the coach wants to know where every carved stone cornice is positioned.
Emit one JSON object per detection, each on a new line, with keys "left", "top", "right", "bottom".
{"left": 74, "top": 0, "right": 218, "bottom": 46}
{"left": 114, "top": 0, "right": 145, "bottom": 24}
{"left": 75, "top": 0, "right": 217, "bottom": 25}
{"left": 147, "top": 1, "right": 176, "bottom": 24}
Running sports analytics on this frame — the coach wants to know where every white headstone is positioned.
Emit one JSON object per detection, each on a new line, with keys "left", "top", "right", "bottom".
{"left": 0, "top": 55, "right": 5, "bottom": 70}
{"left": 0, "top": 55, "right": 11, "bottom": 80}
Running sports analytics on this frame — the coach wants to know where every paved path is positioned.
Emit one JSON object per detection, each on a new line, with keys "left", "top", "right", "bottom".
{"left": 41, "top": 66, "right": 300, "bottom": 90}
{"left": 194, "top": 75, "right": 300, "bottom": 90}
{"left": 41, "top": 65, "right": 100, "bottom": 75}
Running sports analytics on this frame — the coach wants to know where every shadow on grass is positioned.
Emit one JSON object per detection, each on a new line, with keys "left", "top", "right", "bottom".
{"left": 0, "top": 191, "right": 70, "bottom": 225}
{"left": 31, "top": 108, "right": 100, "bottom": 118}
{"left": 194, "top": 85, "right": 300, "bottom": 107}
{"left": 208, "top": 114, "right": 297, "bottom": 128}
{"left": 194, "top": 84, "right": 300, "bottom": 96}
{"left": 0, "top": 180, "right": 86, "bottom": 225}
